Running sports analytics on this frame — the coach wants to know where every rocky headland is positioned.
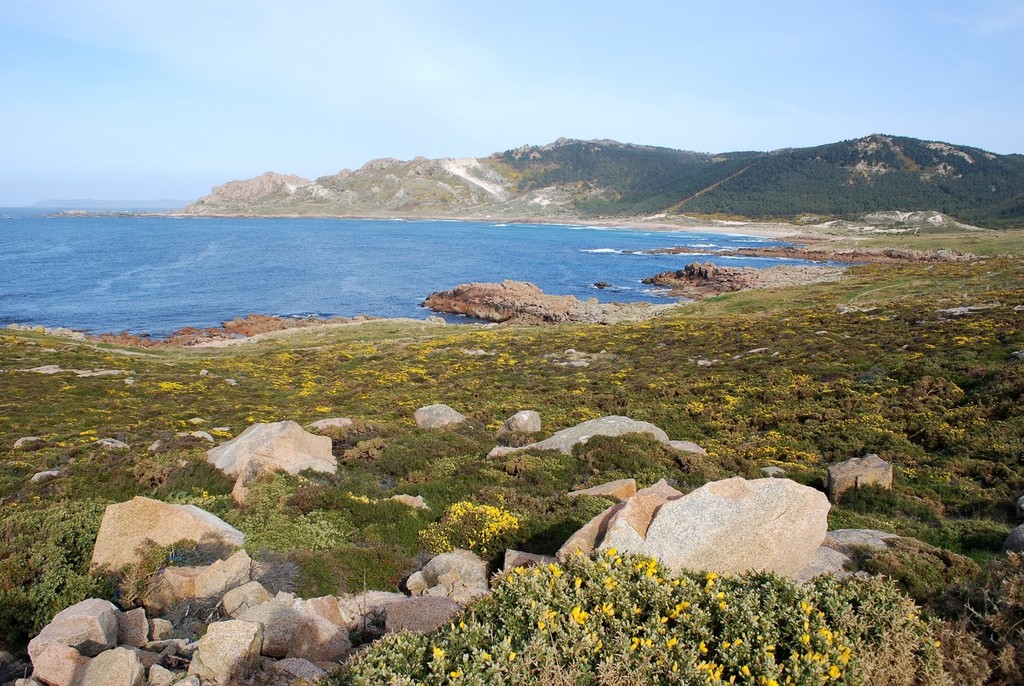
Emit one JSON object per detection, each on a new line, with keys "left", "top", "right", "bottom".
{"left": 642, "top": 262, "right": 846, "bottom": 300}
{"left": 421, "top": 280, "right": 678, "bottom": 325}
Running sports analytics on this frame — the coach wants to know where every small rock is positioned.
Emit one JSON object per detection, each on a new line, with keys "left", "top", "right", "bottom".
{"left": 405, "top": 571, "right": 429, "bottom": 596}
{"left": 30, "top": 470, "right": 62, "bottom": 483}
{"left": 388, "top": 494, "right": 427, "bottom": 509}
{"left": 95, "top": 438, "right": 130, "bottom": 450}
{"left": 306, "top": 418, "right": 354, "bottom": 432}
{"left": 31, "top": 643, "right": 90, "bottom": 686}
{"left": 823, "top": 529, "right": 899, "bottom": 554}
{"left": 187, "top": 418, "right": 206, "bottom": 426}
{"left": 148, "top": 619, "right": 174, "bottom": 641}
{"left": 827, "top": 454, "right": 893, "bottom": 503}
{"left": 486, "top": 445, "right": 515, "bottom": 459}
{"left": 187, "top": 620, "right": 262, "bottom": 683}
{"left": 117, "top": 608, "right": 149, "bottom": 648}
{"left": 383, "top": 597, "right": 462, "bottom": 635}
{"left": 224, "top": 379, "right": 238, "bottom": 386}
{"left": 503, "top": 549, "right": 556, "bottom": 570}
{"left": 147, "top": 664, "right": 177, "bottom": 686}
{"left": 568, "top": 478, "right": 637, "bottom": 501}
{"left": 222, "top": 581, "right": 272, "bottom": 618}
{"left": 13, "top": 436, "right": 42, "bottom": 450}
{"left": 193, "top": 550, "right": 252, "bottom": 599}
{"left": 668, "top": 440, "right": 706, "bottom": 455}
{"left": 497, "top": 410, "right": 542, "bottom": 437}
{"left": 301, "top": 597, "right": 345, "bottom": 628}
{"left": 523, "top": 415, "right": 670, "bottom": 455}
{"left": 760, "top": 466, "right": 787, "bottom": 478}
{"left": 793, "top": 546, "right": 853, "bottom": 582}
{"left": 147, "top": 440, "right": 164, "bottom": 453}
{"left": 183, "top": 431, "right": 214, "bottom": 443}
{"left": 199, "top": 370, "right": 209, "bottom": 377}
{"left": 413, "top": 404, "right": 466, "bottom": 429}
{"left": 270, "top": 658, "right": 328, "bottom": 681}
{"left": 1003, "top": 524, "right": 1024, "bottom": 553}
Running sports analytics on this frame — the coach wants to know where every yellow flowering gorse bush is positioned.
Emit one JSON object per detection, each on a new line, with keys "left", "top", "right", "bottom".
{"left": 341, "top": 550, "right": 948, "bottom": 685}
{"left": 418, "top": 501, "right": 522, "bottom": 557}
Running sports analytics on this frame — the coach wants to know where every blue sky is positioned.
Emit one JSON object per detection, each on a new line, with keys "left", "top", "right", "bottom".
{"left": 1, "top": 0, "right": 1022, "bottom": 204}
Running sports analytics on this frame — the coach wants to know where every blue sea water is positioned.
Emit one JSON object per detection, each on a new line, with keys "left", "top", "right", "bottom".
{"left": 0, "top": 208, "right": 807, "bottom": 337}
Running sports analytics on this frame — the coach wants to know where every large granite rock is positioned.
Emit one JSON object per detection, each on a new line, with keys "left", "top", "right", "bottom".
{"left": 116, "top": 608, "right": 149, "bottom": 648}
{"left": 513, "top": 415, "right": 671, "bottom": 455}
{"left": 827, "top": 454, "right": 893, "bottom": 503}
{"left": 205, "top": 420, "right": 335, "bottom": 479}
{"left": 617, "top": 477, "right": 829, "bottom": 577}
{"left": 413, "top": 404, "right": 466, "bottom": 429}
{"left": 91, "top": 497, "right": 244, "bottom": 570}
{"left": 557, "top": 501, "right": 626, "bottom": 562}
{"left": 27, "top": 599, "right": 119, "bottom": 661}
{"left": 823, "top": 528, "right": 899, "bottom": 553}
{"left": 187, "top": 620, "right": 262, "bottom": 683}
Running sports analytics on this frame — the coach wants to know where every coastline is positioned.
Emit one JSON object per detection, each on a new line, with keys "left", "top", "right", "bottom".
{"left": 166, "top": 210, "right": 812, "bottom": 240}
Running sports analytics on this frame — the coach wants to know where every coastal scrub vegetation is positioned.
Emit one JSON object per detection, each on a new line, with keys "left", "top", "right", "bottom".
{"left": 0, "top": 237, "right": 1023, "bottom": 680}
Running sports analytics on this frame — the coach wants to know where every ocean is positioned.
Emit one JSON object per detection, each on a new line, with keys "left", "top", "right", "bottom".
{"left": 0, "top": 209, "right": 809, "bottom": 336}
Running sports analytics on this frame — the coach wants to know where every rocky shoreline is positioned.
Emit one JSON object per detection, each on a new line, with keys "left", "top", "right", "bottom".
{"left": 421, "top": 280, "right": 679, "bottom": 325}
{"left": 633, "top": 245, "right": 977, "bottom": 263}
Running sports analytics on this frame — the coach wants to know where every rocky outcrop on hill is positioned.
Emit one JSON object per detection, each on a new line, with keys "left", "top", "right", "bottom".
{"left": 185, "top": 172, "right": 311, "bottom": 213}
{"left": 422, "top": 280, "right": 676, "bottom": 325}
{"left": 642, "top": 262, "right": 844, "bottom": 300}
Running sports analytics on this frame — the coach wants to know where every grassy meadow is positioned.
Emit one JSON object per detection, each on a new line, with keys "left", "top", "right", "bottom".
{"left": 2, "top": 228, "right": 1024, "bottom": 682}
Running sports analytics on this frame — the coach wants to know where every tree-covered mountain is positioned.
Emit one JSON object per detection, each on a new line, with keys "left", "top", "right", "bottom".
{"left": 183, "top": 135, "right": 1024, "bottom": 228}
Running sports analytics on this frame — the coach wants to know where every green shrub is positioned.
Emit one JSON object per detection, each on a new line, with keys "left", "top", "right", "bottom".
{"left": 337, "top": 550, "right": 948, "bottom": 685}
{"left": 0, "top": 500, "right": 112, "bottom": 651}
{"left": 225, "top": 474, "right": 353, "bottom": 553}
{"left": 854, "top": 537, "right": 981, "bottom": 614}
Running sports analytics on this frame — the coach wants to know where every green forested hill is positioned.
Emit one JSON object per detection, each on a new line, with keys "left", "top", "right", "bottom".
{"left": 497, "top": 135, "right": 1024, "bottom": 227}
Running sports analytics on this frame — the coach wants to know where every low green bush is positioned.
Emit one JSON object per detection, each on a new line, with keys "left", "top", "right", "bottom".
{"left": 0, "top": 500, "right": 112, "bottom": 652}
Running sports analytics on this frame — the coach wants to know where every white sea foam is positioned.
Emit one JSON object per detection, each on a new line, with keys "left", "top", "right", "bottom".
{"left": 581, "top": 248, "right": 621, "bottom": 254}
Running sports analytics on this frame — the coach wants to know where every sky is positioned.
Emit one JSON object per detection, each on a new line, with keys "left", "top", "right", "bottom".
{"left": 1, "top": 1, "right": 1022, "bottom": 205}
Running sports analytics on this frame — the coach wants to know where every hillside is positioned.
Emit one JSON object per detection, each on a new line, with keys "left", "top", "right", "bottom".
{"left": 183, "top": 135, "right": 1024, "bottom": 228}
